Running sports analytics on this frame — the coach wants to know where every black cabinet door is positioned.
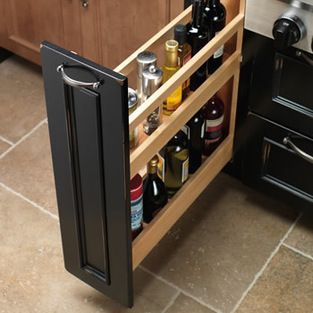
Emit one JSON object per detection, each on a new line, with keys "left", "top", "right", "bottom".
{"left": 41, "top": 42, "right": 133, "bottom": 307}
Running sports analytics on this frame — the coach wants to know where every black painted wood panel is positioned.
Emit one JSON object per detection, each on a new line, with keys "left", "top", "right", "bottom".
{"left": 40, "top": 42, "right": 133, "bottom": 307}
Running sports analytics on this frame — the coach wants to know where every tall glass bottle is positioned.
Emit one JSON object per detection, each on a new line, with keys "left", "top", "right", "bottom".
{"left": 205, "top": 0, "right": 226, "bottom": 74}
{"left": 187, "top": 0, "right": 211, "bottom": 91}
{"left": 143, "top": 155, "right": 168, "bottom": 223}
{"left": 202, "top": 95, "right": 225, "bottom": 156}
{"left": 163, "top": 40, "right": 183, "bottom": 115}
{"left": 182, "top": 111, "right": 205, "bottom": 174}
{"left": 158, "top": 131, "right": 189, "bottom": 197}
{"left": 174, "top": 24, "right": 192, "bottom": 99}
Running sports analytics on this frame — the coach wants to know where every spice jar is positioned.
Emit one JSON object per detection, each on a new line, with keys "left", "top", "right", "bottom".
{"left": 128, "top": 88, "right": 139, "bottom": 149}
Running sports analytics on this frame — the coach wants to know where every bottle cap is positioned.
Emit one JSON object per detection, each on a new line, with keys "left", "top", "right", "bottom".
{"left": 174, "top": 24, "right": 187, "bottom": 46}
{"left": 165, "top": 40, "right": 179, "bottom": 52}
{"left": 136, "top": 51, "right": 157, "bottom": 77}
{"left": 165, "top": 40, "right": 179, "bottom": 67}
{"left": 130, "top": 174, "right": 143, "bottom": 201}
{"left": 147, "top": 155, "right": 159, "bottom": 174}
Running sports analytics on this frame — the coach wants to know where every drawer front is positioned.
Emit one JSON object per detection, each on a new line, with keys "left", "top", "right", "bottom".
{"left": 246, "top": 31, "right": 313, "bottom": 138}
{"left": 243, "top": 114, "right": 313, "bottom": 204}
{"left": 41, "top": 42, "right": 133, "bottom": 307}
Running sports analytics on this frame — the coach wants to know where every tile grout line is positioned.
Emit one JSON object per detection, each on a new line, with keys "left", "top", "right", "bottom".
{"left": 160, "top": 290, "right": 180, "bottom": 313}
{"left": 0, "top": 118, "right": 47, "bottom": 159}
{"left": 282, "top": 243, "right": 313, "bottom": 262}
{"left": 230, "top": 211, "right": 303, "bottom": 313}
{"left": 140, "top": 265, "right": 224, "bottom": 313}
{"left": 0, "top": 182, "right": 59, "bottom": 221}
{"left": 0, "top": 135, "right": 14, "bottom": 146}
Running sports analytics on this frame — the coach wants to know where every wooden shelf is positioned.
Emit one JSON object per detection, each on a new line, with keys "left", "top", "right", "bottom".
{"left": 132, "top": 135, "right": 234, "bottom": 270}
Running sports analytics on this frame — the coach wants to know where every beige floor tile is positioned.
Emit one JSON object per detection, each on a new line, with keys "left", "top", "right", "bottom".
{"left": 0, "top": 123, "right": 57, "bottom": 214}
{"left": 143, "top": 174, "right": 298, "bottom": 313}
{"left": 165, "top": 294, "right": 215, "bottom": 313}
{"left": 0, "top": 186, "right": 177, "bottom": 313}
{"left": 236, "top": 246, "right": 313, "bottom": 313}
{"left": 286, "top": 212, "right": 313, "bottom": 257}
{"left": 0, "top": 139, "right": 10, "bottom": 154}
{"left": 0, "top": 56, "right": 46, "bottom": 143}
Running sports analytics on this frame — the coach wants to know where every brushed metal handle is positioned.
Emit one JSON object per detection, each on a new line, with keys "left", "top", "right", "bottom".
{"left": 283, "top": 136, "right": 313, "bottom": 164}
{"left": 81, "top": 0, "right": 89, "bottom": 8}
{"left": 57, "top": 65, "right": 100, "bottom": 90}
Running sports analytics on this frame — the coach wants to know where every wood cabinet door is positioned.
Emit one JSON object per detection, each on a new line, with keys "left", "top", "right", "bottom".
{"left": 41, "top": 42, "right": 133, "bottom": 307}
{"left": 2, "top": 0, "right": 66, "bottom": 63}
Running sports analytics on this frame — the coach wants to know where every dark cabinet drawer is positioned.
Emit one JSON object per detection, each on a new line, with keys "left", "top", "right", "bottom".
{"left": 243, "top": 114, "right": 313, "bottom": 204}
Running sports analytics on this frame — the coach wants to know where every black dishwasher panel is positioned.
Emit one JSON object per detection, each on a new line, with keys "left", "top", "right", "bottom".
{"left": 41, "top": 42, "right": 133, "bottom": 307}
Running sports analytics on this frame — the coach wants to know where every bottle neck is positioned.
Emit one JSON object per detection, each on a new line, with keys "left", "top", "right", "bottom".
{"left": 210, "top": 0, "right": 220, "bottom": 6}
{"left": 192, "top": 0, "right": 203, "bottom": 29}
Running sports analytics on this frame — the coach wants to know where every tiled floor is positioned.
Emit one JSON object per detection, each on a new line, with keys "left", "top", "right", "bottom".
{"left": 1, "top": 56, "right": 313, "bottom": 313}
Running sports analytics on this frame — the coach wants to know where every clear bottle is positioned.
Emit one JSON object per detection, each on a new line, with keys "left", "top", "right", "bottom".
{"left": 162, "top": 40, "right": 183, "bottom": 115}
{"left": 143, "top": 155, "right": 168, "bottom": 223}
{"left": 187, "top": 0, "right": 211, "bottom": 91}
{"left": 202, "top": 95, "right": 225, "bottom": 156}
{"left": 183, "top": 110, "right": 205, "bottom": 174}
{"left": 174, "top": 24, "right": 192, "bottom": 100}
{"left": 158, "top": 131, "right": 189, "bottom": 197}
{"left": 205, "top": 0, "right": 226, "bottom": 74}
{"left": 142, "top": 65, "right": 163, "bottom": 135}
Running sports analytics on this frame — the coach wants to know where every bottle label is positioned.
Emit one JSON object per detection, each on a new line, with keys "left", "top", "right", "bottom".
{"left": 183, "top": 52, "right": 192, "bottom": 65}
{"left": 157, "top": 153, "right": 165, "bottom": 181}
{"left": 214, "top": 32, "right": 224, "bottom": 59}
{"left": 205, "top": 115, "right": 224, "bottom": 143}
{"left": 181, "top": 125, "right": 191, "bottom": 140}
{"left": 182, "top": 157, "right": 189, "bottom": 183}
{"left": 131, "top": 196, "right": 143, "bottom": 231}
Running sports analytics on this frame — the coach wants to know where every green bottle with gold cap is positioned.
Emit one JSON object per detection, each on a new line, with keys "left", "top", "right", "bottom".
{"left": 143, "top": 155, "right": 168, "bottom": 223}
{"left": 162, "top": 40, "right": 183, "bottom": 115}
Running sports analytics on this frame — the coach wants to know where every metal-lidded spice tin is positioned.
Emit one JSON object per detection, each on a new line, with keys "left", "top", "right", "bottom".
{"left": 136, "top": 51, "right": 157, "bottom": 105}
{"left": 142, "top": 65, "right": 163, "bottom": 135}
{"left": 128, "top": 88, "right": 139, "bottom": 149}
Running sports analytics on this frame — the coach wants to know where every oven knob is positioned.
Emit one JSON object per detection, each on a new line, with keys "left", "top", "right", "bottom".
{"left": 272, "top": 15, "right": 306, "bottom": 50}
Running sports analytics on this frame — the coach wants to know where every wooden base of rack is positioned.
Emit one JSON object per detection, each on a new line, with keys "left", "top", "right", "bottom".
{"left": 132, "top": 135, "right": 234, "bottom": 270}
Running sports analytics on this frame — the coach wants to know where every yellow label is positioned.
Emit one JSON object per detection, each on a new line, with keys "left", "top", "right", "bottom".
{"left": 157, "top": 153, "right": 165, "bottom": 181}
{"left": 182, "top": 157, "right": 189, "bottom": 183}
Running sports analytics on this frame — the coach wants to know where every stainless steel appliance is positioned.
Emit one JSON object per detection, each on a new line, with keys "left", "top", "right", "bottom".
{"left": 234, "top": 0, "right": 313, "bottom": 208}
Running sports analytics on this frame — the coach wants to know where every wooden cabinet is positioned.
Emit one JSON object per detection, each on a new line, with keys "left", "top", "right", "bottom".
{"left": 1, "top": 0, "right": 65, "bottom": 64}
{"left": 1, "top": 0, "right": 184, "bottom": 66}
{"left": 40, "top": 0, "right": 245, "bottom": 308}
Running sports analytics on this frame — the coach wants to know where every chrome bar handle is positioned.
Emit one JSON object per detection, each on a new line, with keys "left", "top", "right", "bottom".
{"left": 57, "top": 65, "right": 100, "bottom": 90}
{"left": 283, "top": 136, "right": 313, "bottom": 164}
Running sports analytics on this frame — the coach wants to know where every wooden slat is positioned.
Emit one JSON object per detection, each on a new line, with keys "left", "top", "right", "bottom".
{"left": 114, "top": 5, "right": 192, "bottom": 75}
{"left": 127, "top": 14, "right": 244, "bottom": 133}
{"left": 132, "top": 135, "right": 234, "bottom": 270}
{"left": 130, "top": 51, "right": 240, "bottom": 178}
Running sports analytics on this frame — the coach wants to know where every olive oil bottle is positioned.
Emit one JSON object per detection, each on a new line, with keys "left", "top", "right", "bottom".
{"left": 163, "top": 40, "right": 183, "bottom": 115}
{"left": 143, "top": 155, "right": 168, "bottom": 223}
{"left": 158, "top": 131, "right": 189, "bottom": 197}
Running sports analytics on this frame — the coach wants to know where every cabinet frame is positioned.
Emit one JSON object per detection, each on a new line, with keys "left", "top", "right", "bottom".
{"left": 115, "top": 1, "right": 245, "bottom": 269}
